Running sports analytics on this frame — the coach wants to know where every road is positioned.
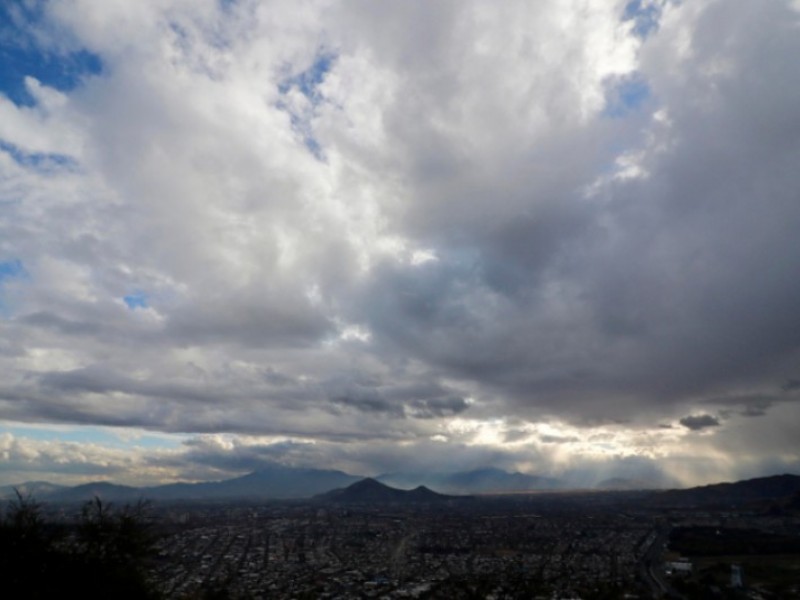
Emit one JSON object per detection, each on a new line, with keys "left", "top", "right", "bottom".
{"left": 640, "top": 525, "right": 685, "bottom": 599}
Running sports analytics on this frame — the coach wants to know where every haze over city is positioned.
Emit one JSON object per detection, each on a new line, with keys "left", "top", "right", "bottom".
{"left": 1, "top": 0, "right": 800, "bottom": 489}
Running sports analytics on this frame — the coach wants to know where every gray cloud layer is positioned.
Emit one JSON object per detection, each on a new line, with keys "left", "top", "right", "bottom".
{"left": 1, "top": 0, "right": 800, "bottom": 485}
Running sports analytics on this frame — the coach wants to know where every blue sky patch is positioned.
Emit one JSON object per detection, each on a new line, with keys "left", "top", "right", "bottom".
{"left": 282, "top": 112, "right": 324, "bottom": 160}
{"left": 279, "top": 52, "right": 336, "bottom": 102}
{"left": 603, "top": 75, "right": 651, "bottom": 118}
{"left": 0, "top": 2, "right": 103, "bottom": 107}
{"left": 1, "top": 424, "right": 186, "bottom": 450}
{"left": 623, "top": 0, "right": 663, "bottom": 39}
{"left": 303, "top": 135, "right": 323, "bottom": 159}
{"left": 0, "top": 259, "right": 27, "bottom": 317}
{"left": 0, "top": 140, "right": 78, "bottom": 171}
{"left": 0, "top": 258, "right": 26, "bottom": 282}
{"left": 277, "top": 51, "right": 336, "bottom": 161}
{"left": 124, "top": 292, "right": 149, "bottom": 310}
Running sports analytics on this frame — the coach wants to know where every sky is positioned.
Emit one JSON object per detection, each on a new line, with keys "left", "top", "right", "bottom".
{"left": 1, "top": 0, "right": 800, "bottom": 489}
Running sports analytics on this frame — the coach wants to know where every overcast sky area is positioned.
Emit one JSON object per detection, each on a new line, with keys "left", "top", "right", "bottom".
{"left": 1, "top": 0, "right": 800, "bottom": 489}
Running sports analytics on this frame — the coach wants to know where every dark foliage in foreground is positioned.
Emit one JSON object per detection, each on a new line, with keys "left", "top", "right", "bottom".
{"left": 0, "top": 491, "right": 162, "bottom": 599}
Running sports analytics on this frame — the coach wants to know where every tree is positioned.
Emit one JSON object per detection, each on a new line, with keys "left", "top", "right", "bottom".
{"left": 0, "top": 492, "right": 163, "bottom": 599}
{"left": 76, "top": 496, "right": 161, "bottom": 599}
{"left": 0, "top": 489, "right": 65, "bottom": 598}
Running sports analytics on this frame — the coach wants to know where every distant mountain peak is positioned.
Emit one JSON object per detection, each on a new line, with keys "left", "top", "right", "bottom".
{"left": 315, "top": 477, "right": 461, "bottom": 504}
{"left": 353, "top": 477, "right": 382, "bottom": 485}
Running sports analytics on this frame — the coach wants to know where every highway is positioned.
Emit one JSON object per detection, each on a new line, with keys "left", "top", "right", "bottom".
{"left": 639, "top": 525, "right": 685, "bottom": 599}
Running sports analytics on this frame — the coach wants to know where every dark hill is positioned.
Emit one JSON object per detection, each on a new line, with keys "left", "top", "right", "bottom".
{"left": 650, "top": 474, "right": 800, "bottom": 508}
{"left": 48, "top": 481, "right": 140, "bottom": 503}
{"left": 315, "top": 478, "right": 461, "bottom": 504}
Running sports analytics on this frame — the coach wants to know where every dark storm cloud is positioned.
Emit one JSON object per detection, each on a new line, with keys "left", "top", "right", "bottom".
{"left": 539, "top": 434, "right": 579, "bottom": 444}
{"left": 38, "top": 366, "right": 222, "bottom": 403}
{"left": 679, "top": 414, "right": 720, "bottom": 431}
{"left": 165, "top": 295, "right": 336, "bottom": 349}
{"left": 263, "top": 367, "right": 295, "bottom": 387}
{"left": 406, "top": 396, "right": 469, "bottom": 419}
{"left": 326, "top": 376, "right": 470, "bottom": 419}
{"left": 502, "top": 429, "right": 531, "bottom": 443}
{"left": 0, "top": 396, "right": 164, "bottom": 430}
{"left": 22, "top": 311, "right": 106, "bottom": 337}
{"left": 740, "top": 405, "right": 769, "bottom": 418}
{"left": 329, "top": 390, "right": 403, "bottom": 417}
{"left": 702, "top": 393, "right": 780, "bottom": 419}
{"left": 340, "top": 0, "right": 800, "bottom": 428}
{"left": 782, "top": 380, "right": 800, "bottom": 392}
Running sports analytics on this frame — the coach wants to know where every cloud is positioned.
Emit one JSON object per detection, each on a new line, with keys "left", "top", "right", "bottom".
{"left": 0, "top": 0, "right": 799, "bottom": 485}
{"left": 0, "top": 431, "right": 148, "bottom": 484}
{"left": 782, "top": 380, "right": 800, "bottom": 392}
{"left": 539, "top": 434, "right": 580, "bottom": 445}
{"left": 679, "top": 414, "right": 720, "bottom": 431}
{"left": 739, "top": 405, "right": 769, "bottom": 418}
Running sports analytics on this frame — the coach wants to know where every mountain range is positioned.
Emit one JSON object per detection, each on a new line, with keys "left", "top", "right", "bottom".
{"left": 1, "top": 464, "right": 361, "bottom": 503}
{"left": 0, "top": 465, "right": 563, "bottom": 503}
{"left": 3, "top": 466, "right": 798, "bottom": 506}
